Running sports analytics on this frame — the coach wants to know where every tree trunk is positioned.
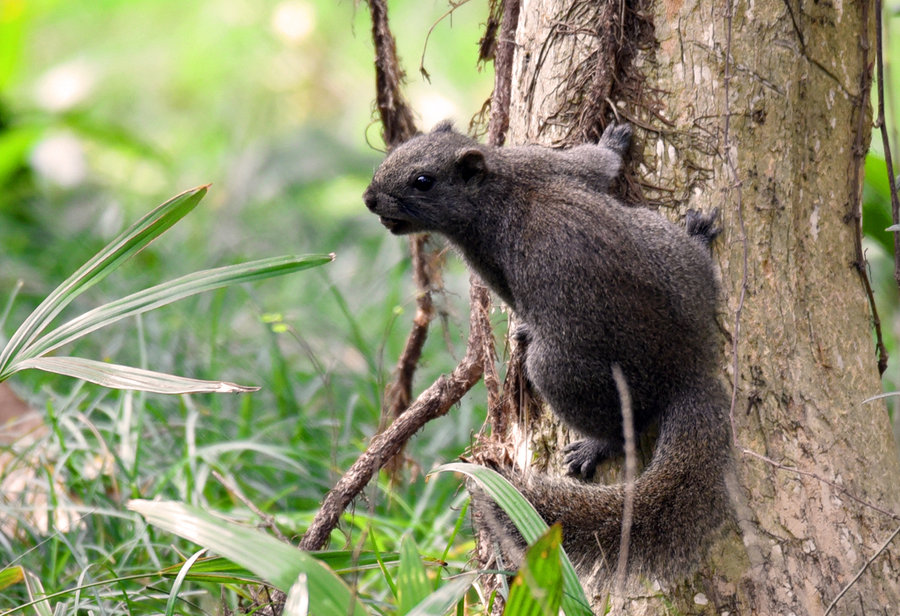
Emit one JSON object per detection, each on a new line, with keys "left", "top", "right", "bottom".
{"left": 492, "top": 0, "right": 900, "bottom": 613}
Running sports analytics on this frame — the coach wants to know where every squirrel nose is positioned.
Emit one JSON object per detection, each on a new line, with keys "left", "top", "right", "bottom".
{"left": 363, "top": 187, "right": 378, "bottom": 211}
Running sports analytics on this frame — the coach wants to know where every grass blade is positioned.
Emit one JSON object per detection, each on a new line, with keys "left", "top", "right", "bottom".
{"left": 165, "top": 549, "right": 207, "bottom": 616}
{"left": 432, "top": 463, "right": 592, "bottom": 616}
{"left": 405, "top": 572, "right": 479, "bottom": 616}
{"left": 0, "top": 186, "right": 207, "bottom": 373}
{"left": 14, "top": 357, "right": 260, "bottom": 394}
{"left": 12, "top": 254, "right": 334, "bottom": 367}
{"left": 397, "top": 533, "right": 431, "bottom": 614}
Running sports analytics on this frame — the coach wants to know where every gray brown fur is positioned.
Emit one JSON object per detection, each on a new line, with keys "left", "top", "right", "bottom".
{"left": 363, "top": 122, "right": 731, "bottom": 589}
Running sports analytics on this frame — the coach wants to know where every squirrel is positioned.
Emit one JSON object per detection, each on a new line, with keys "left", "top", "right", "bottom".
{"left": 363, "top": 121, "right": 731, "bottom": 591}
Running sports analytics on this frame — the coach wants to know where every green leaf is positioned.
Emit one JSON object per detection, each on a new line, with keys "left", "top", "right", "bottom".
{"left": 432, "top": 463, "right": 592, "bottom": 616}
{"left": 0, "top": 125, "right": 43, "bottom": 188}
{"left": 22, "top": 569, "right": 53, "bottom": 616}
{"left": 13, "top": 253, "right": 334, "bottom": 366}
{"left": 504, "top": 525, "right": 563, "bottom": 616}
{"left": 159, "top": 556, "right": 263, "bottom": 585}
{"left": 14, "top": 356, "right": 260, "bottom": 394}
{"left": 0, "top": 186, "right": 207, "bottom": 374}
{"left": 398, "top": 533, "right": 432, "bottom": 614}
{"left": 405, "top": 572, "right": 479, "bottom": 616}
{"left": 0, "top": 565, "right": 25, "bottom": 591}
{"left": 156, "top": 552, "right": 399, "bottom": 586}
{"left": 313, "top": 550, "right": 401, "bottom": 573}
{"left": 128, "top": 499, "right": 369, "bottom": 616}
{"left": 863, "top": 153, "right": 895, "bottom": 254}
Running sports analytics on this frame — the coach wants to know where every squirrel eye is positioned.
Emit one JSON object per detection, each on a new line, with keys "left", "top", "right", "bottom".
{"left": 412, "top": 175, "right": 436, "bottom": 191}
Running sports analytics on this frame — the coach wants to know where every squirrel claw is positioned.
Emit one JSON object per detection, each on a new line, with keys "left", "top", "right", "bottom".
{"left": 563, "top": 438, "right": 621, "bottom": 480}
{"left": 686, "top": 208, "right": 722, "bottom": 247}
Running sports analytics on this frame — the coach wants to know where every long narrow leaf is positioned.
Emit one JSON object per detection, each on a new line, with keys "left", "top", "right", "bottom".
{"left": 0, "top": 186, "right": 207, "bottom": 372}
{"left": 405, "top": 573, "right": 479, "bottom": 616}
{"left": 433, "top": 463, "right": 593, "bottom": 616}
{"left": 156, "top": 552, "right": 400, "bottom": 585}
{"left": 128, "top": 500, "right": 370, "bottom": 616}
{"left": 14, "top": 357, "right": 260, "bottom": 394}
{"left": 12, "top": 254, "right": 334, "bottom": 367}
{"left": 397, "top": 533, "right": 431, "bottom": 614}
{"left": 504, "top": 525, "right": 563, "bottom": 616}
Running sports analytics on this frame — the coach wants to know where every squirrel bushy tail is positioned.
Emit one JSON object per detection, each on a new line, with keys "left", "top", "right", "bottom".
{"left": 474, "top": 375, "right": 731, "bottom": 588}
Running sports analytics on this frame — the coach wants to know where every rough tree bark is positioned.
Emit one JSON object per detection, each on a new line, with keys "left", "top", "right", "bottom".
{"left": 482, "top": 0, "right": 900, "bottom": 613}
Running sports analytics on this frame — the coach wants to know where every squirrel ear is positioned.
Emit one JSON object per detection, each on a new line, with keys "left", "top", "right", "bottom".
{"left": 432, "top": 120, "right": 454, "bottom": 133}
{"left": 456, "top": 148, "right": 487, "bottom": 182}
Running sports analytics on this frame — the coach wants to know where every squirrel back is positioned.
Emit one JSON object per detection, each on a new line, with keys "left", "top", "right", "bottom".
{"left": 364, "top": 122, "right": 731, "bottom": 591}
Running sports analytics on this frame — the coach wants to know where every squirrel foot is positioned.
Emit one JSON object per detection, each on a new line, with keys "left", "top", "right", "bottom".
{"left": 686, "top": 207, "right": 722, "bottom": 247}
{"left": 598, "top": 122, "right": 633, "bottom": 157}
{"left": 564, "top": 437, "right": 623, "bottom": 480}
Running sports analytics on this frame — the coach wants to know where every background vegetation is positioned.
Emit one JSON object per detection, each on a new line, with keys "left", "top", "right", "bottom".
{"left": 1, "top": 0, "right": 898, "bottom": 614}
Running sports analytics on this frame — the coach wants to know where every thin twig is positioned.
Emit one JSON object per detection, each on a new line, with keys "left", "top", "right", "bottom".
{"left": 741, "top": 448, "right": 900, "bottom": 522}
{"left": 478, "top": 0, "right": 521, "bottom": 419}
{"left": 381, "top": 234, "right": 436, "bottom": 427}
{"left": 367, "top": 0, "right": 443, "bottom": 476}
{"left": 368, "top": 0, "right": 417, "bottom": 146}
{"left": 212, "top": 470, "right": 289, "bottom": 543}
{"left": 419, "top": 1, "right": 473, "bottom": 82}
{"left": 610, "top": 365, "right": 635, "bottom": 603}
{"left": 824, "top": 522, "right": 900, "bottom": 616}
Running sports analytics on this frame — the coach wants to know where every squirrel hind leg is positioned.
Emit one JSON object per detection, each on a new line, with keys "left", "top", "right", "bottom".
{"left": 563, "top": 437, "right": 623, "bottom": 480}
{"left": 598, "top": 122, "right": 633, "bottom": 156}
{"left": 685, "top": 207, "right": 722, "bottom": 247}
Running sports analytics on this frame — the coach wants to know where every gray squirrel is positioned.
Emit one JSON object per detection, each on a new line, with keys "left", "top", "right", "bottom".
{"left": 363, "top": 121, "right": 730, "bottom": 589}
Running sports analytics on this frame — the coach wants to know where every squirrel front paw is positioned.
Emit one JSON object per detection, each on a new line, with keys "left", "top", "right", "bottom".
{"left": 563, "top": 438, "right": 622, "bottom": 480}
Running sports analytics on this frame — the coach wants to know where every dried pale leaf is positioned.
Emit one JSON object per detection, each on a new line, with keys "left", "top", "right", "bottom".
{"left": 128, "top": 499, "right": 369, "bottom": 615}
{"left": 16, "top": 356, "right": 259, "bottom": 394}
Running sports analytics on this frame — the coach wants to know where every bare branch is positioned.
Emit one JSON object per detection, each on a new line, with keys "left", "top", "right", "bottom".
{"left": 367, "top": 0, "right": 417, "bottom": 146}
{"left": 849, "top": 0, "right": 888, "bottom": 374}
{"left": 486, "top": 0, "right": 521, "bottom": 146}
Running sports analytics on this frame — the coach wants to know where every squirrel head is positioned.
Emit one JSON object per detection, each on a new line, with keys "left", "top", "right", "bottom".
{"left": 363, "top": 122, "right": 491, "bottom": 237}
